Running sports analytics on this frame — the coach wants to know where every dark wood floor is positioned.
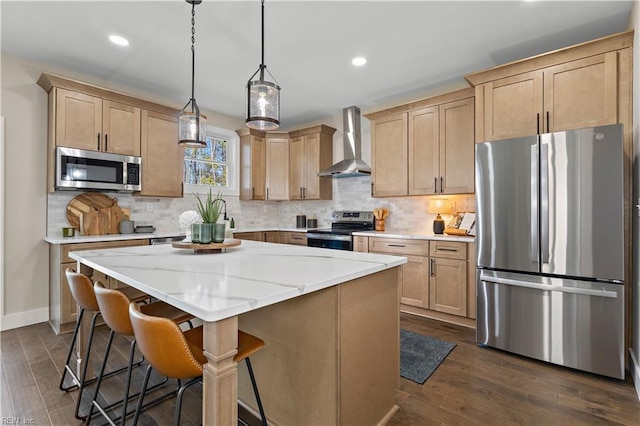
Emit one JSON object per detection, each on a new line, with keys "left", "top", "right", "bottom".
{"left": 2, "top": 313, "right": 639, "bottom": 425}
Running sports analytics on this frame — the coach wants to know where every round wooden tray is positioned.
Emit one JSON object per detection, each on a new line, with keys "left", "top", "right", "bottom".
{"left": 172, "top": 239, "right": 241, "bottom": 253}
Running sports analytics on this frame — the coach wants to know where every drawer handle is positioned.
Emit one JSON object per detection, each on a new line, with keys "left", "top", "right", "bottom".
{"left": 430, "top": 258, "right": 435, "bottom": 276}
{"left": 387, "top": 244, "right": 406, "bottom": 248}
{"left": 437, "top": 247, "right": 459, "bottom": 252}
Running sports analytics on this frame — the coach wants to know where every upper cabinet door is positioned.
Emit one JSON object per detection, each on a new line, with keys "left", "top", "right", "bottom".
{"left": 140, "top": 110, "right": 182, "bottom": 197}
{"left": 543, "top": 52, "right": 618, "bottom": 133}
{"left": 55, "top": 88, "right": 102, "bottom": 151}
{"left": 102, "top": 100, "right": 141, "bottom": 156}
{"left": 371, "top": 113, "right": 408, "bottom": 197}
{"left": 439, "top": 98, "right": 475, "bottom": 194}
{"left": 251, "top": 136, "right": 266, "bottom": 200}
{"left": 408, "top": 106, "right": 439, "bottom": 195}
{"left": 303, "top": 133, "right": 321, "bottom": 200}
{"left": 289, "top": 136, "right": 304, "bottom": 200}
{"left": 265, "top": 137, "right": 289, "bottom": 200}
{"left": 482, "top": 70, "right": 543, "bottom": 141}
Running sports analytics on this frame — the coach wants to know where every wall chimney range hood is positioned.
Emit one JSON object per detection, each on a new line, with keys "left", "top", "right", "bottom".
{"left": 318, "top": 106, "right": 371, "bottom": 178}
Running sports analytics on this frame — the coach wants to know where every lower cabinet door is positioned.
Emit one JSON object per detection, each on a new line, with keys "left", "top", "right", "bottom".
{"left": 60, "top": 262, "right": 78, "bottom": 325}
{"left": 400, "top": 255, "right": 429, "bottom": 308}
{"left": 429, "top": 257, "right": 467, "bottom": 316}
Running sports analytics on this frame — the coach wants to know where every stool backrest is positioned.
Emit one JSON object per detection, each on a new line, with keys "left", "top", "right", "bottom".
{"left": 128, "top": 303, "right": 204, "bottom": 379}
{"left": 94, "top": 282, "right": 134, "bottom": 336}
{"left": 65, "top": 268, "right": 99, "bottom": 311}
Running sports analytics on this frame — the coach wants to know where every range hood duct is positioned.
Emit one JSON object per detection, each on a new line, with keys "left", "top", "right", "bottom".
{"left": 318, "top": 106, "right": 371, "bottom": 178}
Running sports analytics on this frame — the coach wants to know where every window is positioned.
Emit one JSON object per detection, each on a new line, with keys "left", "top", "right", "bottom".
{"left": 183, "top": 125, "right": 239, "bottom": 195}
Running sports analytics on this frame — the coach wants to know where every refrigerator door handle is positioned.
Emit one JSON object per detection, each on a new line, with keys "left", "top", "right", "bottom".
{"left": 530, "top": 145, "right": 538, "bottom": 263}
{"left": 479, "top": 272, "right": 618, "bottom": 299}
{"left": 540, "top": 142, "right": 550, "bottom": 264}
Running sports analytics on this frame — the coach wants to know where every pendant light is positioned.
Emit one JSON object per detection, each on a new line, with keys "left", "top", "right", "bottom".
{"left": 178, "top": 0, "right": 206, "bottom": 148}
{"left": 246, "top": 0, "right": 281, "bottom": 131}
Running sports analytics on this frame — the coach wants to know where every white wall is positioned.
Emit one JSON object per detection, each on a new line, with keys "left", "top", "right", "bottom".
{"left": 628, "top": 1, "right": 640, "bottom": 400}
{"left": 1, "top": 54, "right": 50, "bottom": 329}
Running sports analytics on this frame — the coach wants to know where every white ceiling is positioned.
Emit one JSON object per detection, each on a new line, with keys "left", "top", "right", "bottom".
{"left": 1, "top": 1, "right": 633, "bottom": 130}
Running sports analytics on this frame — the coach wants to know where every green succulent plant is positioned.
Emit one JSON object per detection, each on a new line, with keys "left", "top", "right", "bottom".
{"left": 194, "top": 190, "right": 224, "bottom": 224}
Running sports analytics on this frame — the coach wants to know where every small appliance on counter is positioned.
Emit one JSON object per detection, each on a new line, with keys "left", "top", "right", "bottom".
{"left": 296, "top": 215, "right": 307, "bottom": 228}
{"left": 134, "top": 225, "right": 156, "bottom": 234}
{"left": 306, "top": 218, "right": 318, "bottom": 229}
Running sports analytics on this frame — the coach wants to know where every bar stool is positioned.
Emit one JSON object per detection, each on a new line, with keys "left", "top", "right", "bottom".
{"left": 59, "top": 268, "right": 150, "bottom": 420}
{"left": 87, "top": 282, "right": 195, "bottom": 425}
{"left": 128, "top": 302, "right": 268, "bottom": 426}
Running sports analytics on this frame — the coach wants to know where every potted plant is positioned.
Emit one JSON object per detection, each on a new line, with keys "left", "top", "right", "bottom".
{"left": 194, "top": 190, "right": 225, "bottom": 243}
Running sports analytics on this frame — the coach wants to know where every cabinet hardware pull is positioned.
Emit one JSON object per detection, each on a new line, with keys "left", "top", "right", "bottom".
{"left": 546, "top": 111, "right": 550, "bottom": 133}
{"left": 388, "top": 244, "right": 406, "bottom": 247}
{"left": 97, "top": 133, "right": 101, "bottom": 150}
{"left": 266, "top": 187, "right": 269, "bottom": 200}
{"left": 430, "top": 258, "right": 435, "bottom": 276}
{"left": 300, "top": 187, "right": 303, "bottom": 199}
{"left": 434, "top": 177, "right": 437, "bottom": 194}
{"left": 536, "top": 113, "right": 540, "bottom": 135}
{"left": 252, "top": 187, "right": 255, "bottom": 199}
{"left": 440, "top": 176, "right": 443, "bottom": 193}
{"left": 371, "top": 182, "right": 374, "bottom": 197}
{"left": 438, "top": 247, "right": 458, "bottom": 252}
{"left": 105, "top": 134, "right": 108, "bottom": 151}
{"left": 303, "top": 187, "right": 306, "bottom": 199}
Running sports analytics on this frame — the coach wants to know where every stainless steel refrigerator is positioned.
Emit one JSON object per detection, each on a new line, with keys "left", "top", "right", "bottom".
{"left": 475, "top": 124, "right": 624, "bottom": 379}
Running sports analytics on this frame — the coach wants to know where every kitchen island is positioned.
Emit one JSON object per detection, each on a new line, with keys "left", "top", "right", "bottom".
{"left": 69, "top": 240, "right": 406, "bottom": 425}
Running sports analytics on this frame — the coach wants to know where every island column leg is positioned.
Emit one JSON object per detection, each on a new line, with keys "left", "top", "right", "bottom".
{"left": 202, "top": 316, "right": 239, "bottom": 425}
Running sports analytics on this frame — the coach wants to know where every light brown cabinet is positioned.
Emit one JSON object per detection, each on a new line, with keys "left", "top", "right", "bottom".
{"left": 140, "top": 110, "right": 183, "bottom": 197}
{"left": 408, "top": 96, "right": 475, "bottom": 195}
{"left": 233, "top": 231, "right": 265, "bottom": 241}
{"left": 289, "top": 125, "right": 335, "bottom": 200}
{"left": 369, "top": 238, "right": 430, "bottom": 308}
{"left": 38, "top": 73, "right": 184, "bottom": 196}
{"left": 429, "top": 241, "right": 467, "bottom": 316}
{"left": 476, "top": 53, "right": 618, "bottom": 141}
{"left": 49, "top": 239, "right": 149, "bottom": 335}
{"left": 371, "top": 113, "right": 408, "bottom": 197}
{"left": 52, "top": 88, "right": 141, "bottom": 155}
{"left": 238, "top": 128, "right": 266, "bottom": 201}
{"left": 353, "top": 236, "right": 369, "bottom": 253}
{"left": 465, "top": 32, "right": 631, "bottom": 143}
{"left": 265, "top": 135, "right": 289, "bottom": 200}
{"left": 280, "top": 231, "right": 307, "bottom": 246}
{"left": 368, "top": 88, "right": 475, "bottom": 197}
{"left": 369, "top": 236, "right": 476, "bottom": 327}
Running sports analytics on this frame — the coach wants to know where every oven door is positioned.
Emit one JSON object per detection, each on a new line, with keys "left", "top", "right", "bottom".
{"left": 306, "top": 233, "right": 353, "bottom": 251}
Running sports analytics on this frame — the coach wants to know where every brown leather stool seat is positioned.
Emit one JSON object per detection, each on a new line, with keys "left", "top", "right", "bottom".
{"left": 59, "top": 268, "right": 151, "bottom": 420}
{"left": 129, "top": 303, "right": 268, "bottom": 426}
{"left": 87, "top": 282, "right": 194, "bottom": 425}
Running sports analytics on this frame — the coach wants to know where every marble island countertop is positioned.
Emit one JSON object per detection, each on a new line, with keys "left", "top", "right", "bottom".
{"left": 68, "top": 240, "right": 406, "bottom": 322}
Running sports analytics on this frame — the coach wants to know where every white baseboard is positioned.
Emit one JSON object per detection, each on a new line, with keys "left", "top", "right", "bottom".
{"left": 1, "top": 308, "right": 49, "bottom": 331}
{"left": 630, "top": 348, "right": 640, "bottom": 401}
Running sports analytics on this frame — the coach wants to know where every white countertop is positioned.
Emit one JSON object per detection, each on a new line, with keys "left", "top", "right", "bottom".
{"left": 44, "top": 230, "right": 185, "bottom": 244}
{"left": 353, "top": 230, "right": 475, "bottom": 243}
{"left": 68, "top": 240, "right": 406, "bottom": 322}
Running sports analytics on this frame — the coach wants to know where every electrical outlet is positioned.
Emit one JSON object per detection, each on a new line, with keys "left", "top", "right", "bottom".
{"left": 146, "top": 203, "right": 153, "bottom": 212}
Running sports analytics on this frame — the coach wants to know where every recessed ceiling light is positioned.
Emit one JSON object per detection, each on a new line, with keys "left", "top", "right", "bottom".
{"left": 109, "top": 35, "right": 129, "bottom": 46}
{"left": 352, "top": 57, "right": 367, "bottom": 67}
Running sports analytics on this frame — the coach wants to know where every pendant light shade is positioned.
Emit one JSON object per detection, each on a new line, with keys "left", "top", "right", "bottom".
{"left": 246, "top": 0, "right": 280, "bottom": 130}
{"left": 179, "top": 0, "right": 206, "bottom": 148}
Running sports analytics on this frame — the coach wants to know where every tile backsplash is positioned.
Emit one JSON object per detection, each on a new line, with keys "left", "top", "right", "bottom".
{"left": 47, "top": 176, "right": 475, "bottom": 236}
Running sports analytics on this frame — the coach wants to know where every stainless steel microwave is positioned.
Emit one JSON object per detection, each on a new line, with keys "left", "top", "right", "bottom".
{"left": 56, "top": 147, "right": 142, "bottom": 192}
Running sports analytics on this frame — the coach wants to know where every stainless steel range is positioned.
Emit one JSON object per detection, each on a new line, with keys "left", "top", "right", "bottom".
{"left": 307, "top": 211, "right": 374, "bottom": 251}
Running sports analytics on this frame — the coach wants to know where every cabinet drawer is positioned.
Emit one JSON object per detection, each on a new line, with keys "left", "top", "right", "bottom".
{"left": 369, "top": 237, "right": 429, "bottom": 256}
{"left": 287, "top": 232, "right": 308, "bottom": 246}
{"left": 62, "top": 239, "right": 148, "bottom": 263}
{"left": 430, "top": 241, "right": 466, "bottom": 260}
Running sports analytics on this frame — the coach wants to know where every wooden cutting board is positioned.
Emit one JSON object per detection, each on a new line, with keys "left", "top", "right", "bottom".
{"left": 67, "top": 192, "right": 125, "bottom": 235}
